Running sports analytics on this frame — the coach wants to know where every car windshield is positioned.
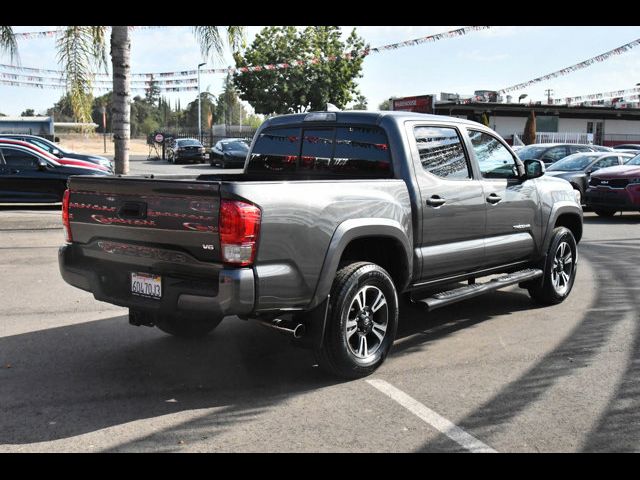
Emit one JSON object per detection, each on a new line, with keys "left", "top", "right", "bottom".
{"left": 627, "top": 155, "right": 640, "bottom": 165}
{"left": 222, "top": 141, "right": 248, "bottom": 151}
{"left": 546, "top": 154, "right": 599, "bottom": 171}
{"left": 177, "top": 139, "right": 201, "bottom": 147}
{"left": 516, "top": 146, "right": 549, "bottom": 160}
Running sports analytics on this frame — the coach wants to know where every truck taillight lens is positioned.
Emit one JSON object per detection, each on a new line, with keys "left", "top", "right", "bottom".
{"left": 219, "top": 199, "right": 261, "bottom": 266}
{"left": 62, "top": 189, "right": 72, "bottom": 243}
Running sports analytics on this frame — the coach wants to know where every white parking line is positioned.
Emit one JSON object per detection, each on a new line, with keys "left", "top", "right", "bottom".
{"left": 366, "top": 378, "right": 497, "bottom": 453}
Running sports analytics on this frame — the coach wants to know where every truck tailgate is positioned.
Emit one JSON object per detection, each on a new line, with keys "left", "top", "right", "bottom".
{"left": 67, "top": 176, "right": 222, "bottom": 264}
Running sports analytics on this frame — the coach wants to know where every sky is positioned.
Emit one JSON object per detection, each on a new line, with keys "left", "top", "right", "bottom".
{"left": 1, "top": 26, "right": 640, "bottom": 117}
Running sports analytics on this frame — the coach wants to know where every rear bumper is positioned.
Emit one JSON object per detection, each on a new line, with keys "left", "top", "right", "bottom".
{"left": 58, "top": 244, "right": 255, "bottom": 318}
{"left": 176, "top": 153, "right": 207, "bottom": 163}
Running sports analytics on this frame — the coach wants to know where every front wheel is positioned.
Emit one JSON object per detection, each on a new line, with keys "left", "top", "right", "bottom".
{"left": 528, "top": 227, "right": 577, "bottom": 305}
{"left": 155, "top": 315, "right": 222, "bottom": 338}
{"left": 315, "top": 262, "right": 399, "bottom": 379}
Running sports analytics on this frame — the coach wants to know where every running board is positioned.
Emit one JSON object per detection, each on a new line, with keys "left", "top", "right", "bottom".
{"left": 417, "top": 268, "right": 543, "bottom": 311}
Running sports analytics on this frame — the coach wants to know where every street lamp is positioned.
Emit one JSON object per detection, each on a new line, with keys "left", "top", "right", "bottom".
{"left": 197, "top": 62, "right": 206, "bottom": 142}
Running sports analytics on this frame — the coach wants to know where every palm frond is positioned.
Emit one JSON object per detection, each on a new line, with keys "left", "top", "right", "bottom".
{"left": 0, "top": 26, "right": 19, "bottom": 63}
{"left": 56, "top": 26, "right": 101, "bottom": 127}
{"left": 193, "top": 26, "right": 246, "bottom": 61}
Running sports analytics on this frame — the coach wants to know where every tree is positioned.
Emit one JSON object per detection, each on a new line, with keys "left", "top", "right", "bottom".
{"left": 1, "top": 25, "right": 244, "bottom": 172}
{"left": 351, "top": 94, "right": 368, "bottom": 110}
{"left": 48, "top": 92, "right": 79, "bottom": 122}
{"left": 0, "top": 26, "right": 18, "bottom": 61}
{"left": 233, "top": 26, "right": 366, "bottom": 114}
{"left": 20, "top": 109, "right": 35, "bottom": 117}
{"left": 145, "top": 75, "right": 161, "bottom": 106}
{"left": 523, "top": 110, "right": 537, "bottom": 145}
{"left": 55, "top": 26, "right": 245, "bottom": 174}
{"left": 378, "top": 97, "right": 398, "bottom": 110}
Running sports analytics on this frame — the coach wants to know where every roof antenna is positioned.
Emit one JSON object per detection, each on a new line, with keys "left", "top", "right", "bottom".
{"left": 326, "top": 103, "right": 340, "bottom": 112}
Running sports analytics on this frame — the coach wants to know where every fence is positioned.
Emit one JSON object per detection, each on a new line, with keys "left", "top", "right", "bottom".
{"left": 512, "top": 132, "right": 592, "bottom": 145}
{"left": 149, "top": 127, "right": 258, "bottom": 149}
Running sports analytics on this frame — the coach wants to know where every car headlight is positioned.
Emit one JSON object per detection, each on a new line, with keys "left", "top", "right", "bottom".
{"left": 573, "top": 189, "right": 581, "bottom": 204}
{"left": 629, "top": 177, "right": 640, "bottom": 185}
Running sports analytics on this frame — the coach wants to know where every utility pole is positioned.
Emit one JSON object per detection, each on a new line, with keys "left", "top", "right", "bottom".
{"left": 545, "top": 89, "right": 554, "bottom": 105}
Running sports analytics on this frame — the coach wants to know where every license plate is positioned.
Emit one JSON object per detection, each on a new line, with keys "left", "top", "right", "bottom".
{"left": 131, "top": 272, "right": 162, "bottom": 299}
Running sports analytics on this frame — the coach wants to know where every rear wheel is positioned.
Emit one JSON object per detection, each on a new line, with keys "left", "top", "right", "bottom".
{"left": 155, "top": 315, "right": 222, "bottom": 338}
{"left": 594, "top": 208, "right": 616, "bottom": 217}
{"left": 315, "top": 262, "right": 398, "bottom": 379}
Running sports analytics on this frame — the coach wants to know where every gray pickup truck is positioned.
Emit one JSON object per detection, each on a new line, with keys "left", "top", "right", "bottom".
{"left": 59, "top": 111, "right": 583, "bottom": 378}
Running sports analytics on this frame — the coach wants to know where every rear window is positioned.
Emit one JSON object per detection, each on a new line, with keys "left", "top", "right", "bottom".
{"left": 177, "top": 139, "right": 202, "bottom": 147}
{"left": 247, "top": 125, "right": 392, "bottom": 178}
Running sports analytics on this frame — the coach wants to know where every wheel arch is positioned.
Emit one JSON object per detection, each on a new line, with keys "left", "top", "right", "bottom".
{"left": 308, "top": 219, "right": 412, "bottom": 310}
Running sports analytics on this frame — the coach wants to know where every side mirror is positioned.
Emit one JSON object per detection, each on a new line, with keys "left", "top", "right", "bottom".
{"left": 52, "top": 148, "right": 63, "bottom": 157}
{"left": 523, "top": 159, "right": 545, "bottom": 179}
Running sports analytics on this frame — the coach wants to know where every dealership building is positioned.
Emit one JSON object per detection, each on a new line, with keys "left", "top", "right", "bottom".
{"left": 390, "top": 93, "right": 640, "bottom": 146}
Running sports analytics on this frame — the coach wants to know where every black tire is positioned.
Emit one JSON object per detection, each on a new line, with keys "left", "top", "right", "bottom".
{"left": 155, "top": 315, "right": 222, "bottom": 338}
{"left": 315, "top": 262, "right": 399, "bottom": 379}
{"left": 528, "top": 227, "right": 577, "bottom": 305}
{"left": 594, "top": 209, "right": 616, "bottom": 217}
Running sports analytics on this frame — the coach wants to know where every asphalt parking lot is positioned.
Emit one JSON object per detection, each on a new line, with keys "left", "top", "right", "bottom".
{"left": 0, "top": 156, "right": 638, "bottom": 452}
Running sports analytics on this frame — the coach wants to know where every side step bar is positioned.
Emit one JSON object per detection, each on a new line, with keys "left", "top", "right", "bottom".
{"left": 416, "top": 268, "right": 543, "bottom": 311}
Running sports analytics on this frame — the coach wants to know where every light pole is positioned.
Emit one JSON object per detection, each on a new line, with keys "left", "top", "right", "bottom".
{"left": 197, "top": 62, "right": 206, "bottom": 142}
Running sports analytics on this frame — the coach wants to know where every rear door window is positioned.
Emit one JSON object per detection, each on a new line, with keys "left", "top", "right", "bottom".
{"left": 414, "top": 126, "right": 471, "bottom": 180}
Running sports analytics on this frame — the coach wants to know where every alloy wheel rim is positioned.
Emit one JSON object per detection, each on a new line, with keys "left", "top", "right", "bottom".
{"left": 551, "top": 241, "right": 573, "bottom": 295}
{"left": 345, "top": 285, "right": 389, "bottom": 359}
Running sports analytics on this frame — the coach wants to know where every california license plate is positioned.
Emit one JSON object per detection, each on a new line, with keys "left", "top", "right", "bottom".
{"left": 131, "top": 272, "right": 162, "bottom": 299}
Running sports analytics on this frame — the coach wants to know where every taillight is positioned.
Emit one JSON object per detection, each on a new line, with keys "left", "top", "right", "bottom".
{"left": 219, "top": 199, "right": 261, "bottom": 267}
{"left": 62, "top": 189, "right": 72, "bottom": 243}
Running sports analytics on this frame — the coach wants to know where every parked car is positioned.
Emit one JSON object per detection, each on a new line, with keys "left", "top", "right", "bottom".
{"left": 59, "top": 111, "right": 582, "bottom": 379}
{"left": 517, "top": 143, "right": 609, "bottom": 167}
{"left": 611, "top": 148, "right": 640, "bottom": 156}
{"left": 0, "top": 139, "right": 110, "bottom": 173}
{"left": 545, "top": 152, "right": 635, "bottom": 204}
{"left": 0, "top": 134, "right": 113, "bottom": 172}
{"left": 585, "top": 154, "right": 640, "bottom": 216}
{"left": 0, "top": 142, "right": 109, "bottom": 203}
{"left": 613, "top": 144, "right": 640, "bottom": 150}
{"left": 166, "top": 138, "right": 207, "bottom": 164}
{"left": 210, "top": 138, "right": 249, "bottom": 168}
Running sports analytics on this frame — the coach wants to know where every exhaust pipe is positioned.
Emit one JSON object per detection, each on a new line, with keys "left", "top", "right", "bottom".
{"left": 257, "top": 317, "right": 306, "bottom": 339}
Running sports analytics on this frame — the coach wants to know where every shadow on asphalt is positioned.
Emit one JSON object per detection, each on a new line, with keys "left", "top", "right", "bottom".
{"left": 0, "top": 285, "right": 546, "bottom": 446}
{"left": 416, "top": 242, "right": 640, "bottom": 452}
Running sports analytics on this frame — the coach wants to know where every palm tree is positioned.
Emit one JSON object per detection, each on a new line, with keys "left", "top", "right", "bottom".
{"left": 0, "top": 26, "right": 18, "bottom": 61}
{"left": 2, "top": 25, "right": 245, "bottom": 174}
{"left": 58, "top": 26, "right": 246, "bottom": 174}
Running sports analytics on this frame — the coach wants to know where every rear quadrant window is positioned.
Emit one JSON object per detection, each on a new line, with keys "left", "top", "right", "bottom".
{"left": 247, "top": 127, "right": 301, "bottom": 173}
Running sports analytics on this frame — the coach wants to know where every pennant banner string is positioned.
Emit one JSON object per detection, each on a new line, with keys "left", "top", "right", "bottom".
{"left": 498, "top": 37, "right": 640, "bottom": 94}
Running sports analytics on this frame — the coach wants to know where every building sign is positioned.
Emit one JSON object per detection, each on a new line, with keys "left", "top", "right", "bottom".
{"left": 392, "top": 95, "right": 434, "bottom": 114}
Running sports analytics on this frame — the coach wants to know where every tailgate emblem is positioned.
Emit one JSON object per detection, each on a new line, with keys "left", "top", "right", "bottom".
{"left": 202, "top": 244, "right": 215, "bottom": 250}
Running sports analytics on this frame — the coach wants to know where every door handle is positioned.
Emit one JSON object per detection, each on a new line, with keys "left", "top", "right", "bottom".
{"left": 426, "top": 195, "right": 446, "bottom": 207}
{"left": 486, "top": 193, "right": 502, "bottom": 204}
{"left": 10, "top": 169, "right": 20, "bottom": 174}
